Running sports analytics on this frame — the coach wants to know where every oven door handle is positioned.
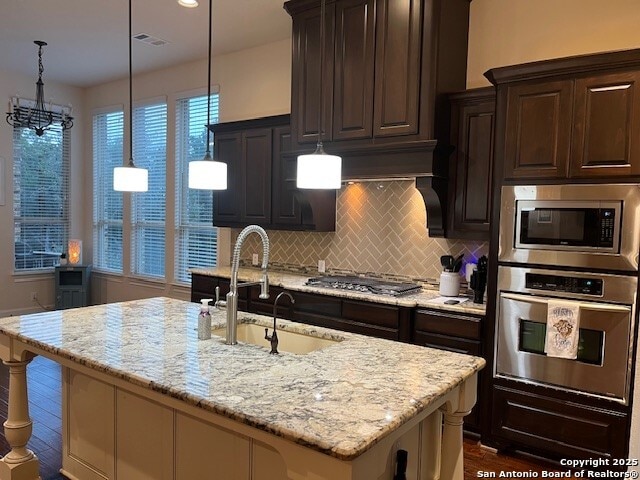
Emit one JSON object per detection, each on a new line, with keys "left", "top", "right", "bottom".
{"left": 500, "top": 292, "right": 631, "bottom": 313}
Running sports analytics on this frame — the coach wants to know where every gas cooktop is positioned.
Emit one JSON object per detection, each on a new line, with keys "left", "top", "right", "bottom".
{"left": 305, "top": 275, "right": 422, "bottom": 297}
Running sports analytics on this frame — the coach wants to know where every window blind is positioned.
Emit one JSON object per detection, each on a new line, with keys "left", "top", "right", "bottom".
{"left": 174, "top": 94, "right": 219, "bottom": 283}
{"left": 131, "top": 101, "right": 167, "bottom": 278}
{"left": 92, "top": 110, "right": 124, "bottom": 272}
{"left": 13, "top": 121, "right": 70, "bottom": 271}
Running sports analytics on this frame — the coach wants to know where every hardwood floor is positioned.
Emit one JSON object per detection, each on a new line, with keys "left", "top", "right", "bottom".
{"left": 0, "top": 356, "right": 573, "bottom": 480}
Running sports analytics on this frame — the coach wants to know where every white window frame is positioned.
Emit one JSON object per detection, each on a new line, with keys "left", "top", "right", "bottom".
{"left": 131, "top": 98, "right": 168, "bottom": 280}
{"left": 92, "top": 105, "right": 125, "bottom": 274}
{"left": 12, "top": 107, "right": 70, "bottom": 273}
{"left": 174, "top": 89, "right": 220, "bottom": 284}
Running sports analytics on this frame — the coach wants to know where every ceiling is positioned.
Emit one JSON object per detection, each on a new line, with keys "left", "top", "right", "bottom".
{"left": 0, "top": 0, "right": 292, "bottom": 88}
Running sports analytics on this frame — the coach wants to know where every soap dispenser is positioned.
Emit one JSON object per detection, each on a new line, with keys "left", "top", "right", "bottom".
{"left": 197, "top": 299, "right": 213, "bottom": 340}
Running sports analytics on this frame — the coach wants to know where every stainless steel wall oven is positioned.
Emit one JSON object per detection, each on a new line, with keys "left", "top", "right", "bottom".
{"left": 496, "top": 183, "right": 640, "bottom": 405}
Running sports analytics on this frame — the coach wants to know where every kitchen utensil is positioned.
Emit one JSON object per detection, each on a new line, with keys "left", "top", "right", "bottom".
{"left": 452, "top": 253, "right": 464, "bottom": 272}
{"left": 470, "top": 255, "right": 488, "bottom": 303}
{"left": 440, "top": 255, "right": 454, "bottom": 272}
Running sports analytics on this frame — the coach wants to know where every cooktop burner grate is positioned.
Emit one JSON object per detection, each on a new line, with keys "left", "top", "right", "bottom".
{"left": 305, "top": 275, "right": 422, "bottom": 297}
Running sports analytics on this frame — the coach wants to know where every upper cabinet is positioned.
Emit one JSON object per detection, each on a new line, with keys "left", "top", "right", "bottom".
{"left": 211, "top": 115, "right": 336, "bottom": 232}
{"left": 284, "top": 0, "right": 471, "bottom": 236}
{"left": 448, "top": 88, "right": 495, "bottom": 241}
{"left": 487, "top": 49, "right": 640, "bottom": 181}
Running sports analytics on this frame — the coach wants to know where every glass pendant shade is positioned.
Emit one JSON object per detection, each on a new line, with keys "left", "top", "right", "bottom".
{"left": 178, "top": 0, "right": 198, "bottom": 7}
{"left": 188, "top": 160, "right": 227, "bottom": 190}
{"left": 296, "top": 145, "right": 342, "bottom": 189}
{"left": 113, "top": 165, "right": 148, "bottom": 192}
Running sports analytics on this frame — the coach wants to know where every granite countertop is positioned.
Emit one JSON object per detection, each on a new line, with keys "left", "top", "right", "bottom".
{"left": 0, "top": 297, "right": 485, "bottom": 461}
{"left": 191, "top": 266, "right": 487, "bottom": 316}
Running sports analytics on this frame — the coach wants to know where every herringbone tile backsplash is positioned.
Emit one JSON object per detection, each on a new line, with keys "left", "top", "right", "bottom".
{"left": 231, "top": 180, "right": 488, "bottom": 281}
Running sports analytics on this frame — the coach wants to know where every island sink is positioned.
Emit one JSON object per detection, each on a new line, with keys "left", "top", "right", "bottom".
{"left": 212, "top": 321, "right": 342, "bottom": 354}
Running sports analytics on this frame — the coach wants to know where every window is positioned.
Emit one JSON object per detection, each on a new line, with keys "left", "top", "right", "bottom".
{"left": 175, "top": 93, "right": 219, "bottom": 283}
{"left": 131, "top": 101, "right": 167, "bottom": 278}
{"left": 13, "top": 117, "right": 70, "bottom": 271}
{"left": 92, "top": 109, "right": 124, "bottom": 272}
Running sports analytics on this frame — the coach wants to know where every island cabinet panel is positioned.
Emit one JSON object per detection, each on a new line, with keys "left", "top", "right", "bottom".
{"left": 491, "top": 385, "right": 630, "bottom": 461}
{"left": 63, "top": 370, "right": 115, "bottom": 480}
{"left": 116, "top": 390, "right": 174, "bottom": 480}
{"left": 175, "top": 412, "right": 251, "bottom": 480}
{"left": 412, "top": 309, "right": 483, "bottom": 432}
{"left": 447, "top": 88, "right": 495, "bottom": 241}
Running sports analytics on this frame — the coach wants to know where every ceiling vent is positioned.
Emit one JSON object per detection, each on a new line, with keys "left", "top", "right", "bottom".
{"left": 133, "top": 33, "right": 168, "bottom": 46}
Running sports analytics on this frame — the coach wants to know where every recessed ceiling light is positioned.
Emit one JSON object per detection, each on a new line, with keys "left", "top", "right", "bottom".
{"left": 178, "top": 0, "right": 198, "bottom": 7}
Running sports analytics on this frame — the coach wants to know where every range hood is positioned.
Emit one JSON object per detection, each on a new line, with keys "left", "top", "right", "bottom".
{"left": 335, "top": 140, "right": 449, "bottom": 237}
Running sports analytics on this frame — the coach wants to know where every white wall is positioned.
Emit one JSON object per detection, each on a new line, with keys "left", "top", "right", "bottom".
{"left": 82, "top": 39, "right": 291, "bottom": 305}
{"left": 467, "top": 0, "right": 640, "bottom": 88}
{"left": 0, "top": 69, "right": 84, "bottom": 316}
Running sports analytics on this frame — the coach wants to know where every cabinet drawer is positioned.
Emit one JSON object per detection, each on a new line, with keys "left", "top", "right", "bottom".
{"left": 414, "top": 309, "right": 481, "bottom": 340}
{"left": 492, "top": 385, "right": 629, "bottom": 460}
{"left": 292, "top": 292, "right": 342, "bottom": 317}
{"left": 249, "top": 286, "right": 292, "bottom": 318}
{"left": 342, "top": 300, "right": 399, "bottom": 329}
{"left": 412, "top": 331, "right": 481, "bottom": 356}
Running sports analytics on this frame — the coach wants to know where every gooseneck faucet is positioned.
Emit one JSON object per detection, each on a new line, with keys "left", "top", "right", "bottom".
{"left": 220, "top": 225, "right": 270, "bottom": 345}
{"left": 265, "top": 291, "right": 295, "bottom": 354}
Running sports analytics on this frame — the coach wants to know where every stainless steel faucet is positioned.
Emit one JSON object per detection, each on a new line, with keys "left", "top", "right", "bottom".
{"left": 217, "top": 225, "right": 270, "bottom": 345}
{"left": 264, "top": 291, "right": 295, "bottom": 354}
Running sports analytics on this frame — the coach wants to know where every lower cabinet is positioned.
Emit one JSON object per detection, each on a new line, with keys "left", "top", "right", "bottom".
{"left": 491, "top": 383, "right": 630, "bottom": 463}
{"left": 411, "top": 308, "right": 484, "bottom": 432}
{"left": 191, "top": 274, "right": 412, "bottom": 342}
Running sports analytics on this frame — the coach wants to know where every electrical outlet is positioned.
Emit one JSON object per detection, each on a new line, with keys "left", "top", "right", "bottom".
{"left": 31, "top": 292, "right": 38, "bottom": 302}
{"left": 318, "top": 260, "right": 326, "bottom": 273}
{"left": 252, "top": 253, "right": 259, "bottom": 266}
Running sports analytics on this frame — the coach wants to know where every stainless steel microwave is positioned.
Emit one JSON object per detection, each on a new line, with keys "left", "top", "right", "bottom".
{"left": 499, "top": 184, "right": 640, "bottom": 271}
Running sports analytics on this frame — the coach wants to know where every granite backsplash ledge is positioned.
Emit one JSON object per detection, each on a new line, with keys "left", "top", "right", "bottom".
{"left": 230, "top": 180, "right": 488, "bottom": 282}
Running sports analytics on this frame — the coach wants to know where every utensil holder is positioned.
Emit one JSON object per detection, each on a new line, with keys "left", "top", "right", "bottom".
{"left": 439, "top": 272, "right": 460, "bottom": 297}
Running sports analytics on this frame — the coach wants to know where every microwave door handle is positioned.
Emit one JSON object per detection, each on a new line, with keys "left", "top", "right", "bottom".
{"left": 500, "top": 293, "right": 631, "bottom": 313}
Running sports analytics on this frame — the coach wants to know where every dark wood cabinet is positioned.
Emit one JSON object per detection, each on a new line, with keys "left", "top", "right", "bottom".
{"left": 191, "top": 274, "right": 412, "bottom": 342}
{"left": 492, "top": 384, "right": 629, "bottom": 462}
{"left": 487, "top": 50, "right": 640, "bottom": 181}
{"left": 412, "top": 308, "right": 484, "bottom": 432}
{"left": 447, "top": 88, "right": 495, "bottom": 240}
{"left": 503, "top": 80, "right": 573, "bottom": 180}
{"left": 285, "top": 0, "right": 469, "bottom": 150}
{"left": 211, "top": 115, "right": 336, "bottom": 231}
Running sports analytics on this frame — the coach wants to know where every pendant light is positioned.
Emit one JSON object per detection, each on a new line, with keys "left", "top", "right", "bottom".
{"left": 188, "top": 0, "right": 227, "bottom": 190}
{"left": 114, "top": 0, "right": 148, "bottom": 192}
{"left": 296, "top": 0, "right": 341, "bottom": 190}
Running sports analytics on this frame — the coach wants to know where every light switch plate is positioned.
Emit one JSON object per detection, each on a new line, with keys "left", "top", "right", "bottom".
{"left": 318, "top": 260, "right": 326, "bottom": 273}
{"left": 252, "top": 253, "right": 259, "bottom": 266}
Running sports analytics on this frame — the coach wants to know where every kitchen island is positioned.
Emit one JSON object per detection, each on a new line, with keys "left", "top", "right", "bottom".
{"left": 0, "top": 297, "right": 484, "bottom": 480}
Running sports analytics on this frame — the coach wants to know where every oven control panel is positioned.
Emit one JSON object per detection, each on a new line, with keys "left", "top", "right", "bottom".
{"left": 525, "top": 273, "right": 603, "bottom": 296}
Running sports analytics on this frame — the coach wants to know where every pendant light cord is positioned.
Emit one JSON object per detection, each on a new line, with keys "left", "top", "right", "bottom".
{"left": 317, "top": 0, "right": 325, "bottom": 150}
{"left": 128, "top": 0, "right": 135, "bottom": 167}
{"left": 205, "top": 0, "right": 213, "bottom": 159}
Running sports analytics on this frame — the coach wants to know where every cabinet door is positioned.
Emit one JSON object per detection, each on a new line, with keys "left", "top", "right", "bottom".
{"left": 373, "top": 0, "right": 422, "bottom": 137}
{"left": 272, "top": 126, "right": 302, "bottom": 226}
{"left": 241, "top": 128, "right": 272, "bottom": 224}
{"left": 503, "top": 80, "right": 573, "bottom": 179}
{"left": 291, "top": 4, "right": 335, "bottom": 144}
{"left": 448, "top": 92, "right": 494, "bottom": 240}
{"left": 332, "top": 0, "right": 375, "bottom": 140}
{"left": 213, "top": 132, "right": 242, "bottom": 224}
{"left": 570, "top": 71, "right": 640, "bottom": 178}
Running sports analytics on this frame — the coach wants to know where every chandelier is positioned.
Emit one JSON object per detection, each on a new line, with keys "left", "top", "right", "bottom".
{"left": 6, "top": 41, "right": 74, "bottom": 137}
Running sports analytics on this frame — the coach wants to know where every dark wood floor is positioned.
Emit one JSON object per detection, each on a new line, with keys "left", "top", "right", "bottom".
{"left": 0, "top": 356, "right": 574, "bottom": 480}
